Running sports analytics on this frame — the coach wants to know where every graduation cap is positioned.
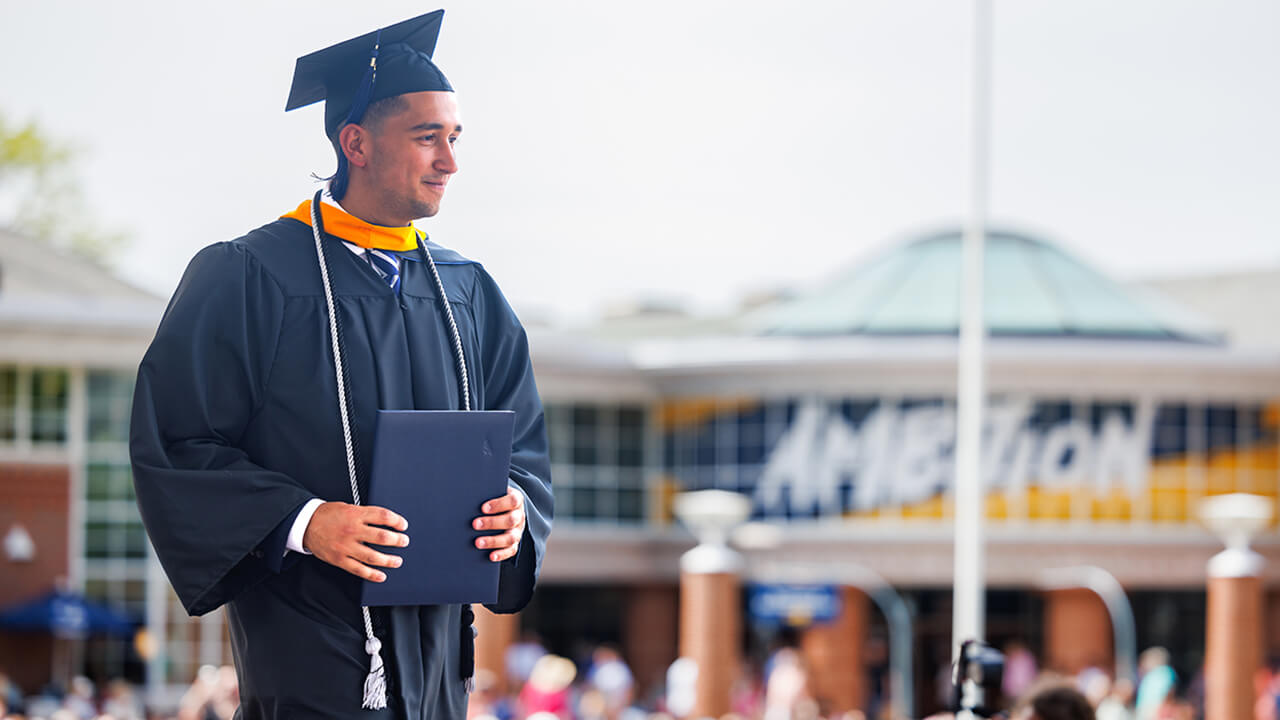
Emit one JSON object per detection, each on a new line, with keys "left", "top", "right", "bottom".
{"left": 286, "top": 10, "right": 454, "bottom": 141}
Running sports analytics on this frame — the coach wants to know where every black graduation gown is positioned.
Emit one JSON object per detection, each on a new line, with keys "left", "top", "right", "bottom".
{"left": 129, "top": 217, "right": 553, "bottom": 719}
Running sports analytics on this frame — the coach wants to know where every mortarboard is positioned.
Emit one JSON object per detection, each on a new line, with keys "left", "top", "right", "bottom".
{"left": 285, "top": 10, "right": 454, "bottom": 140}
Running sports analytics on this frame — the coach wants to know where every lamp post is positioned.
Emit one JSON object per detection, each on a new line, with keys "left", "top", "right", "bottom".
{"left": 674, "top": 490, "right": 751, "bottom": 719}
{"left": 1200, "top": 493, "right": 1271, "bottom": 720}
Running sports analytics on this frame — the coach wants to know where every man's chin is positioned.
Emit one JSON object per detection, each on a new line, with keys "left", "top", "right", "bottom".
{"left": 410, "top": 201, "right": 440, "bottom": 220}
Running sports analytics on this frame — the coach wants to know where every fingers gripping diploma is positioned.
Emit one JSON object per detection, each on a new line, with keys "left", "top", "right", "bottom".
{"left": 303, "top": 502, "right": 410, "bottom": 583}
{"left": 473, "top": 488, "right": 525, "bottom": 563}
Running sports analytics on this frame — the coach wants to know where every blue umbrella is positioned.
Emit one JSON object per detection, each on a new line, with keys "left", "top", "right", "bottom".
{"left": 0, "top": 589, "right": 136, "bottom": 637}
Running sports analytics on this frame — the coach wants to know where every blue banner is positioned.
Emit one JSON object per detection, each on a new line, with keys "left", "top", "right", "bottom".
{"left": 748, "top": 583, "right": 842, "bottom": 627}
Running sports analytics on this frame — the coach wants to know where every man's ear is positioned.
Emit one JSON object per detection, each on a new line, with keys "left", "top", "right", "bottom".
{"left": 338, "top": 123, "right": 370, "bottom": 169}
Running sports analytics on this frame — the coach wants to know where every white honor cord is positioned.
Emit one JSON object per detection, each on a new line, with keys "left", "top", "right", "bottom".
{"left": 419, "top": 234, "right": 471, "bottom": 412}
{"left": 310, "top": 199, "right": 473, "bottom": 710}
{"left": 309, "top": 200, "right": 384, "bottom": 709}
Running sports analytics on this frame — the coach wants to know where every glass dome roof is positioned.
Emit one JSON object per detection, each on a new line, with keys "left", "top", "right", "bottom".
{"left": 751, "top": 230, "right": 1218, "bottom": 342}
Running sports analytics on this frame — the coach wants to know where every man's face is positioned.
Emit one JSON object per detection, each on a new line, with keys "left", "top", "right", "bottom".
{"left": 363, "top": 91, "right": 462, "bottom": 222}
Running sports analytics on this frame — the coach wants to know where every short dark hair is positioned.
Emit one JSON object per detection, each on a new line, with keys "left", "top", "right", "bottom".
{"left": 357, "top": 94, "right": 409, "bottom": 135}
{"left": 1024, "top": 684, "right": 1095, "bottom": 720}
{"left": 323, "top": 94, "right": 410, "bottom": 201}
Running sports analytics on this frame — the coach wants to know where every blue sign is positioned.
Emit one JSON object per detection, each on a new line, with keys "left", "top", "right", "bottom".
{"left": 748, "top": 584, "right": 842, "bottom": 627}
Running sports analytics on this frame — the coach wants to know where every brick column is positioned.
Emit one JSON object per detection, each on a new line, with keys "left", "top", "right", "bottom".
{"left": 673, "top": 490, "right": 749, "bottom": 719}
{"left": 623, "top": 583, "right": 679, "bottom": 700}
{"left": 1205, "top": 553, "right": 1263, "bottom": 720}
{"left": 1043, "top": 588, "right": 1112, "bottom": 675}
{"left": 679, "top": 570, "right": 740, "bottom": 719}
{"left": 1200, "top": 493, "right": 1271, "bottom": 720}
{"left": 800, "top": 586, "right": 869, "bottom": 715}
{"left": 474, "top": 606, "right": 520, "bottom": 695}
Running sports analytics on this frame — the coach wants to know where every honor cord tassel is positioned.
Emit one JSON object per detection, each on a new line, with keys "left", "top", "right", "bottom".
{"left": 362, "top": 638, "right": 389, "bottom": 710}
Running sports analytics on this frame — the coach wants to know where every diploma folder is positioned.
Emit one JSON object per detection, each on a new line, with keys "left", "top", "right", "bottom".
{"left": 361, "top": 409, "right": 514, "bottom": 607}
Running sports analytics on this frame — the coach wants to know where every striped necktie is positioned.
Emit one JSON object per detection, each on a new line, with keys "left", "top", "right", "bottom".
{"left": 364, "top": 249, "right": 401, "bottom": 294}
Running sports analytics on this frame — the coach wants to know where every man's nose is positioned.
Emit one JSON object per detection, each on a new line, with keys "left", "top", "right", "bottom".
{"left": 435, "top": 144, "right": 458, "bottom": 174}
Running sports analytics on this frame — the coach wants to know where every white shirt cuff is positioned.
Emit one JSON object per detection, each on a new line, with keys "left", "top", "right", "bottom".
{"left": 286, "top": 498, "right": 325, "bottom": 556}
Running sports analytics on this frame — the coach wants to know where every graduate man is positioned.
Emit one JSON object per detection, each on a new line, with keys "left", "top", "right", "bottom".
{"left": 129, "top": 11, "right": 552, "bottom": 719}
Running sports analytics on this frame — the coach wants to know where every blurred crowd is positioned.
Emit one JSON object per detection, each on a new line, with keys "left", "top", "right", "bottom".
{"left": 7, "top": 640, "right": 1280, "bottom": 720}
{"left": 0, "top": 663, "right": 236, "bottom": 720}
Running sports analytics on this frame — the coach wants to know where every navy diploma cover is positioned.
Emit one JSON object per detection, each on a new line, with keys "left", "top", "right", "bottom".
{"left": 361, "top": 410, "right": 515, "bottom": 606}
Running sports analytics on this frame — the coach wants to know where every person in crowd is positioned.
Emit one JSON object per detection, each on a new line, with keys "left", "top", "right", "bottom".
{"left": 520, "top": 655, "right": 577, "bottom": 720}
{"left": 1002, "top": 641, "right": 1039, "bottom": 704}
{"left": 1255, "top": 658, "right": 1280, "bottom": 720}
{"left": 586, "top": 646, "right": 634, "bottom": 720}
{"left": 0, "top": 673, "right": 21, "bottom": 718}
{"left": 99, "top": 679, "right": 143, "bottom": 720}
{"left": 1134, "top": 648, "right": 1176, "bottom": 720}
{"left": 1092, "top": 677, "right": 1134, "bottom": 720}
{"left": 762, "top": 648, "right": 810, "bottom": 720}
{"left": 1013, "top": 679, "right": 1096, "bottom": 720}
{"left": 61, "top": 677, "right": 95, "bottom": 720}
{"left": 664, "top": 658, "right": 697, "bottom": 719}
{"left": 507, "top": 632, "right": 549, "bottom": 693}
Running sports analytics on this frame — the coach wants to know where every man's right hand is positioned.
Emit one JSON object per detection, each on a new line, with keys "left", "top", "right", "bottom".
{"left": 302, "top": 502, "right": 409, "bottom": 582}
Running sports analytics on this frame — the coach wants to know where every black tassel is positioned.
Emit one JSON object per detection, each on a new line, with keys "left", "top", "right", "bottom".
{"left": 330, "top": 30, "right": 380, "bottom": 203}
{"left": 329, "top": 153, "right": 350, "bottom": 202}
{"left": 461, "top": 603, "right": 476, "bottom": 693}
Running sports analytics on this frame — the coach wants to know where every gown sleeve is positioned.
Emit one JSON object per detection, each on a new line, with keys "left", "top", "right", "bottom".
{"left": 471, "top": 265, "right": 554, "bottom": 614}
{"left": 130, "top": 242, "right": 314, "bottom": 617}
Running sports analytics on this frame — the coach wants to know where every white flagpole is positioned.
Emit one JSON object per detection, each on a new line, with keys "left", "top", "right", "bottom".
{"left": 952, "top": 0, "right": 992, "bottom": 673}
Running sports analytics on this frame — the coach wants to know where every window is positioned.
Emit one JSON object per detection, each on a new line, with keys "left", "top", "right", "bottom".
{"left": 87, "top": 462, "right": 135, "bottom": 503}
{"left": 0, "top": 367, "right": 16, "bottom": 441}
{"left": 31, "top": 368, "right": 69, "bottom": 444}
{"left": 83, "top": 369, "right": 151, "bottom": 679}
{"left": 88, "top": 372, "right": 134, "bottom": 444}
{"left": 545, "top": 403, "right": 650, "bottom": 524}
{"left": 0, "top": 366, "right": 70, "bottom": 446}
{"left": 84, "top": 516, "right": 147, "bottom": 559}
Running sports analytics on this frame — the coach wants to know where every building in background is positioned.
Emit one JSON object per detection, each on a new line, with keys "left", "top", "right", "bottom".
{"left": 2, "top": 228, "right": 1278, "bottom": 716}
{"left": 0, "top": 228, "right": 163, "bottom": 691}
{"left": 526, "top": 230, "right": 1280, "bottom": 716}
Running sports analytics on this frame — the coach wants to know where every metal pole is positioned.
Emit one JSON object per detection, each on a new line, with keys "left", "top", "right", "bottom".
{"left": 953, "top": 0, "right": 993, "bottom": 671}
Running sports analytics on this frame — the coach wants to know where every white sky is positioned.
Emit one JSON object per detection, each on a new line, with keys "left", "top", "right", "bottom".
{"left": 1, "top": 1, "right": 1277, "bottom": 325}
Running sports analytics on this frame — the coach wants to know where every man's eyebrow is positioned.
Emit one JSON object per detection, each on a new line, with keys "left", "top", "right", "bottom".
{"left": 409, "top": 122, "right": 463, "bottom": 133}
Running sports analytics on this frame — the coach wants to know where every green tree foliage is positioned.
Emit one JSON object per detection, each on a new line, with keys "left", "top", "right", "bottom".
{"left": 0, "top": 112, "right": 128, "bottom": 266}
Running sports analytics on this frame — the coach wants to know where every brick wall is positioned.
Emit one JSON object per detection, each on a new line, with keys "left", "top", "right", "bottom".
{"left": 622, "top": 583, "right": 678, "bottom": 700}
{"left": 0, "top": 462, "right": 71, "bottom": 692}
{"left": 802, "top": 586, "right": 870, "bottom": 715}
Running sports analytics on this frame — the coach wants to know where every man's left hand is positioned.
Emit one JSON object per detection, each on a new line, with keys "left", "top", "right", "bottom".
{"left": 473, "top": 488, "right": 525, "bottom": 562}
